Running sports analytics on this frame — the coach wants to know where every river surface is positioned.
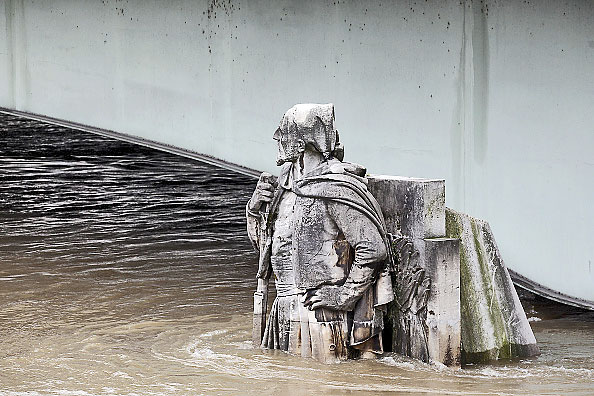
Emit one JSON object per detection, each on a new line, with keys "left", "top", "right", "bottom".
{"left": 0, "top": 112, "right": 593, "bottom": 396}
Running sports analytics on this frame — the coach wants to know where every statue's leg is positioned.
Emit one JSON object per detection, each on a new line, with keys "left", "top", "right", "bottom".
{"left": 297, "top": 297, "right": 312, "bottom": 358}
{"left": 307, "top": 307, "right": 348, "bottom": 363}
{"left": 287, "top": 295, "right": 303, "bottom": 355}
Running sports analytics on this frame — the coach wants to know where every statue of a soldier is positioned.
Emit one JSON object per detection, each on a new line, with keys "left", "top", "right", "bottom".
{"left": 246, "top": 104, "right": 393, "bottom": 363}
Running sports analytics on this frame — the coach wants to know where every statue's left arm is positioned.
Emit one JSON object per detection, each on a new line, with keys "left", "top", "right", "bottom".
{"left": 245, "top": 172, "right": 276, "bottom": 252}
{"left": 303, "top": 201, "right": 387, "bottom": 311}
{"left": 246, "top": 202, "right": 261, "bottom": 251}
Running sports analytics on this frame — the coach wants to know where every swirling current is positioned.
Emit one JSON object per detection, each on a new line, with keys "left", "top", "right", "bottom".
{"left": 0, "top": 112, "right": 592, "bottom": 395}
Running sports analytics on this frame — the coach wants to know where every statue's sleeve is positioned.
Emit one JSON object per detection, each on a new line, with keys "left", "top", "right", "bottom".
{"left": 246, "top": 200, "right": 261, "bottom": 252}
{"left": 327, "top": 201, "right": 388, "bottom": 310}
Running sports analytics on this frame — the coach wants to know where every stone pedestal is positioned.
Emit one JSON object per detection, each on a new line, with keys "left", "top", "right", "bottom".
{"left": 368, "top": 175, "right": 461, "bottom": 367}
{"left": 365, "top": 175, "right": 538, "bottom": 366}
{"left": 367, "top": 175, "right": 445, "bottom": 240}
{"left": 424, "top": 238, "right": 461, "bottom": 366}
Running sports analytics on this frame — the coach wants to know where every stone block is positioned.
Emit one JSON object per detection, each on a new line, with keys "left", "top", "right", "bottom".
{"left": 384, "top": 237, "right": 461, "bottom": 366}
{"left": 367, "top": 175, "right": 445, "bottom": 239}
{"left": 445, "top": 208, "right": 540, "bottom": 363}
{"left": 369, "top": 175, "right": 460, "bottom": 366}
{"left": 424, "top": 238, "right": 461, "bottom": 367}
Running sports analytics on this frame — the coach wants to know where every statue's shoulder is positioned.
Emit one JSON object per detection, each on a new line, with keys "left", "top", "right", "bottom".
{"left": 296, "top": 160, "right": 371, "bottom": 200}
{"left": 328, "top": 160, "right": 366, "bottom": 179}
{"left": 324, "top": 160, "right": 370, "bottom": 192}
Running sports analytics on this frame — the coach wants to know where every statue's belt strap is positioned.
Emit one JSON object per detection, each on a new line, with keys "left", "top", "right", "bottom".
{"left": 275, "top": 283, "right": 303, "bottom": 297}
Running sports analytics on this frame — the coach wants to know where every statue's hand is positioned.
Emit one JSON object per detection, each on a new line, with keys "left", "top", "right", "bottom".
{"left": 248, "top": 172, "right": 275, "bottom": 212}
{"left": 303, "top": 285, "right": 350, "bottom": 311}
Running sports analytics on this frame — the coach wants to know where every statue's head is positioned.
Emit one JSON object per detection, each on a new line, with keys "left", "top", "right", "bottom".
{"left": 273, "top": 103, "right": 342, "bottom": 166}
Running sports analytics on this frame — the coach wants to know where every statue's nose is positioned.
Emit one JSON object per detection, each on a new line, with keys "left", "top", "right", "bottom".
{"left": 273, "top": 128, "right": 281, "bottom": 141}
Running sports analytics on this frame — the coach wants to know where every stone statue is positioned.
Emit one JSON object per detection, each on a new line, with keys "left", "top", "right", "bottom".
{"left": 246, "top": 104, "right": 394, "bottom": 363}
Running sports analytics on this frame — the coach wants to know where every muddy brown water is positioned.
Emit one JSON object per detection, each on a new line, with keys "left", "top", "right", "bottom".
{"left": 1, "top": 113, "right": 593, "bottom": 395}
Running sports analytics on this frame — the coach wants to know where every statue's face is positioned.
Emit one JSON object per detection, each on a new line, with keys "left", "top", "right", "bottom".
{"left": 273, "top": 128, "right": 302, "bottom": 166}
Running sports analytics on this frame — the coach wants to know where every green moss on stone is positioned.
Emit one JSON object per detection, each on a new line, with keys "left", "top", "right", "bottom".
{"left": 448, "top": 208, "right": 514, "bottom": 364}
{"left": 448, "top": 210, "right": 484, "bottom": 360}
{"left": 445, "top": 209, "right": 462, "bottom": 239}
{"left": 470, "top": 219, "right": 509, "bottom": 353}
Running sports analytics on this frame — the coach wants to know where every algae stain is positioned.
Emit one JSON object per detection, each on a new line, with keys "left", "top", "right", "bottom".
{"left": 445, "top": 209, "right": 462, "bottom": 239}
{"left": 447, "top": 209, "right": 512, "bottom": 363}
{"left": 471, "top": 219, "right": 509, "bottom": 355}
{"left": 471, "top": 0, "right": 489, "bottom": 164}
{"left": 447, "top": 211, "right": 481, "bottom": 356}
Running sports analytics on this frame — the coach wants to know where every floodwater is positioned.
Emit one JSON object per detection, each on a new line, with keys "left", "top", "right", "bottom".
{"left": 0, "top": 112, "right": 592, "bottom": 396}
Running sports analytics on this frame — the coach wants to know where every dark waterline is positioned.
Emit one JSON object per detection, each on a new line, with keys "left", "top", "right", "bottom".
{"left": 0, "top": 113, "right": 592, "bottom": 395}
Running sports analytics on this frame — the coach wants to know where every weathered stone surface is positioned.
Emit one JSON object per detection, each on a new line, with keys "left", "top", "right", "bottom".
{"left": 388, "top": 236, "right": 431, "bottom": 363}
{"left": 424, "top": 238, "right": 461, "bottom": 367}
{"left": 369, "top": 175, "right": 460, "bottom": 367}
{"left": 247, "top": 104, "right": 394, "bottom": 363}
{"left": 367, "top": 175, "right": 445, "bottom": 240}
{"left": 445, "top": 208, "right": 540, "bottom": 363}
{"left": 387, "top": 236, "right": 461, "bottom": 367}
